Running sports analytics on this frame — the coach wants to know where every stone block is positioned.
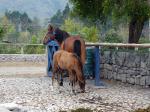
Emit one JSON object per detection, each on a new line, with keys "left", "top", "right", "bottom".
{"left": 145, "top": 76, "right": 150, "bottom": 86}
{"left": 140, "top": 76, "right": 146, "bottom": 86}
{"left": 121, "top": 74, "right": 127, "bottom": 83}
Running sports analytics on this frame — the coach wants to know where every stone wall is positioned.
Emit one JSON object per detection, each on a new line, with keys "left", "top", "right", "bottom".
{"left": 0, "top": 54, "right": 46, "bottom": 62}
{"left": 100, "top": 51, "right": 150, "bottom": 87}
{"left": 0, "top": 52, "right": 150, "bottom": 87}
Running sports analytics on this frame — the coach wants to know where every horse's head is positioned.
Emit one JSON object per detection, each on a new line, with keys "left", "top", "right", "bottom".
{"left": 43, "top": 24, "right": 55, "bottom": 45}
{"left": 43, "top": 32, "right": 55, "bottom": 45}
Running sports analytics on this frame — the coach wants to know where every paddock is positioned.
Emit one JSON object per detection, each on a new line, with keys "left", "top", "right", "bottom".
{"left": 0, "top": 61, "right": 150, "bottom": 112}
{"left": 0, "top": 43, "right": 150, "bottom": 112}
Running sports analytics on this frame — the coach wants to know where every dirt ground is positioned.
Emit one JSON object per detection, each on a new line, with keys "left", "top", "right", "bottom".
{"left": 0, "top": 62, "right": 46, "bottom": 78}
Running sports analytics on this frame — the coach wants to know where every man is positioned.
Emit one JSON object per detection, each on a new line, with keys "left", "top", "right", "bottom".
{"left": 43, "top": 24, "right": 59, "bottom": 77}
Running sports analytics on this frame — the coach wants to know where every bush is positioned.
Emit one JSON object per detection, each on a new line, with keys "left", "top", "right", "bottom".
{"left": 80, "top": 26, "right": 99, "bottom": 42}
{"left": 24, "top": 45, "right": 45, "bottom": 54}
{"left": 61, "top": 18, "right": 99, "bottom": 42}
{"left": 104, "top": 29, "right": 123, "bottom": 43}
{"left": 139, "top": 37, "right": 150, "bottom": 43}
{"left": 0, "top": 26, "right": 5, "bottom": 40}
{"left": 0, "top": 44, "right": 21, "bottom": 54}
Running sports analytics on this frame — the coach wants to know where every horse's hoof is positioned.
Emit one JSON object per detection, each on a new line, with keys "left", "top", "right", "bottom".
{"left": 81, "top": 90, "right": 85, "bottom": 93}
{"left": 59, "top": 82, "right": 63, "bottom": 86}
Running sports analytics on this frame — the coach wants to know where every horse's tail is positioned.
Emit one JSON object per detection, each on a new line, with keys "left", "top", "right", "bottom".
{"left": 73, "top": 54, "right": 85, "bottom": 92}
{"left": 73, "top": 54, "right": 85, "bottom": 81}
{"left": 72, "top": 54, "right": 83, "bottom": 72}
{"left": 73, "top": 40, "right": 81, "bottom": 59}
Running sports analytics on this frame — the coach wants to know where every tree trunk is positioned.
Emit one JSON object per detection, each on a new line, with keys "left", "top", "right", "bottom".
{"left": 128, "top": 18, "right": 145, "bottom": 43}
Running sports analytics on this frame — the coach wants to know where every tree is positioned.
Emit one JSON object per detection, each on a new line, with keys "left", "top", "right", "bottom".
{"left": 50, "top": 9, "right": 63, "bottom": 26}
{"left": 0, "top": 16, "right": 16, "bottom": 42}
{"left": 69, "top": 0, "right": 150, "bottom": 43}
{"left": 62, "top": 3, "right": 70, "bottom": 20}
{"left": 61, "top": 18, "right": 99, "bottom": 42}
{"left": 5, "top": 11, "right": 32, "bottom": 32}
{"left": 50, "top": 4, "right": 70, "bottom": 26}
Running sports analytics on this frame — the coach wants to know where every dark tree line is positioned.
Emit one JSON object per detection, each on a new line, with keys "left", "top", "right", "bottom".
{"left": 50, "top": 4, "right": 70, "bottom": 26}
{"left": 5, "top": 11, "right": 41, "bottom": 34}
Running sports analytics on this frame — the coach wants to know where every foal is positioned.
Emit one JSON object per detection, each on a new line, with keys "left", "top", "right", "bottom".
{"left": 52, "top": 50, "right": 85, "bottom": 94}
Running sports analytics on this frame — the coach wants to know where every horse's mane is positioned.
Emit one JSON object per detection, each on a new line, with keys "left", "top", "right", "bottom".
{"left": 54, "top": 28, "right": 70, "bottom": 44}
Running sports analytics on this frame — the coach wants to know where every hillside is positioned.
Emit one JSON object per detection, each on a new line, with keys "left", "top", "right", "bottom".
{"left": 0, "top": 0, "right": 68, "bottom": 23}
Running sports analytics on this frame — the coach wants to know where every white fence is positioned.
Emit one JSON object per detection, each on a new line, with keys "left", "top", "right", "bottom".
{"left": 0, "top": 43, "right": 150, "bottom": 54}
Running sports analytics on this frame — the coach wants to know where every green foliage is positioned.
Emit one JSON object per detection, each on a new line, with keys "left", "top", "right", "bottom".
{"left": 80, "top": 26, "right": 99, "bottom": 42}
{"left": 69, "top": 0, "right": 104, "bottom": 21}
{"left": 61, "top": 18, "right": 82, "bottom": 34}
{"left": 104, "top": 29, "right": 123, "bottom": 43}
{"left": 70, "top": 0, "right": 150, "bottom": 22}
{"left": 0, "top": 11, "right": 43, "bottom": 44}
{"left": 69, "top": 0, "right": 150, "bottom": 43}
{"left": 139, "top": 37, "right": 150, "bottom": 43}
{"left": 61, "top": 18, "right": 99, "bottom": 42}
{"left": 24, "top": 45, "right": 45, "bottom": 54}
{"left": 0, "top": 26, "right": 5, "bottom": 40}
{"left": 0, "top": 44, "right": 21, "bottom": 54}
{"left": 31, "top": 35, "right": 37, "bottom": 44}
{"left": 18, "top": 31, "right": 30, "bottom": 43}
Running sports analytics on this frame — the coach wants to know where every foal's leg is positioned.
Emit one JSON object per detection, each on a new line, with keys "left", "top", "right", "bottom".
{"left": 69, "top": 70, "right": 76, "bottom": 95}
{"left": 59, "top": 71, "right": 63, "bottom": 86}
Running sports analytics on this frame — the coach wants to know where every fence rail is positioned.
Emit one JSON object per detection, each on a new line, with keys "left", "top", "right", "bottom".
{"left": 1, "top": 42, "right": 150, "bottom": 47}
{"left": 86, "top": 43, "right": 150, "bottom": 48}
{"left": 0, "top": 42, "right": 150, "bottom": 54}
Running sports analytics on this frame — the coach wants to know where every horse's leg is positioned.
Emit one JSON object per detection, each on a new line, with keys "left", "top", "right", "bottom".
{"left": 51, "top": 71, "right": 56, "bottom": 92}
{"left": 59, "top": 71, "right": 63, "bottom": 86}
{"left": 52, "top": 71, "right": 55, "bottom": 86}
{"left": 72, "top": 70, "right": 77, "bottom": 94}
{"left": 56, "top": 72, "right": 61, "bottom": 93}
{"left": 69, "top": 70, "right": 76, "bottom": 95}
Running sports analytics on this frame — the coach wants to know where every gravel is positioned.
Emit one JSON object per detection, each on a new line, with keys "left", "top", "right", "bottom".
{"left": 0, "top": 62, "right": 150, "bottom": 112}
{"left": 0, "top": 77, "right": 150, "bottom": 112}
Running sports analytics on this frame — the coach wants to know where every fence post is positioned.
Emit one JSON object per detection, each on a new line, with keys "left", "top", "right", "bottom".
{"left": 94, "top": 46, "right": 104, "bottom": 86}
{"left": 21, "top": 46, "right": 24, "bottom": 54}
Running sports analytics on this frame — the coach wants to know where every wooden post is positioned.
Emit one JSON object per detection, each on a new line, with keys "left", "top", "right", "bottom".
{"left": 94, "top": 46, "right": 104, "bottom": 86}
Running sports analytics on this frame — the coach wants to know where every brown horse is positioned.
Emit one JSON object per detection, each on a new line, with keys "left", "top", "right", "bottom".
{"left": 60, "top": 35, "right": 86, "bottom": 65}
{"left": 43, "top": 27, "right": 86, "bottom": 65}
{"left": 52, "top": 50, "right": 85, "bottom": 94}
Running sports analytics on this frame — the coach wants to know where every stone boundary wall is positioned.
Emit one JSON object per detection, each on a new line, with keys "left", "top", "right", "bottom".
{"left": 0, "top": 52, "right": 150, "bottom": 87}
{"left": 100, "top": 51, "right": 150, "bottom": 87}
{"left": 0, "top": 54, "right": 46, "bottom": 62}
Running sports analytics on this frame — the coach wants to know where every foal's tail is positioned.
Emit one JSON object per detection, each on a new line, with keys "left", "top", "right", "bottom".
{"left": 73, "top": 40, "right": 81, "bottom": 59}
{"left": 73, "top": 54, "right": 83, "bottom": 72}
